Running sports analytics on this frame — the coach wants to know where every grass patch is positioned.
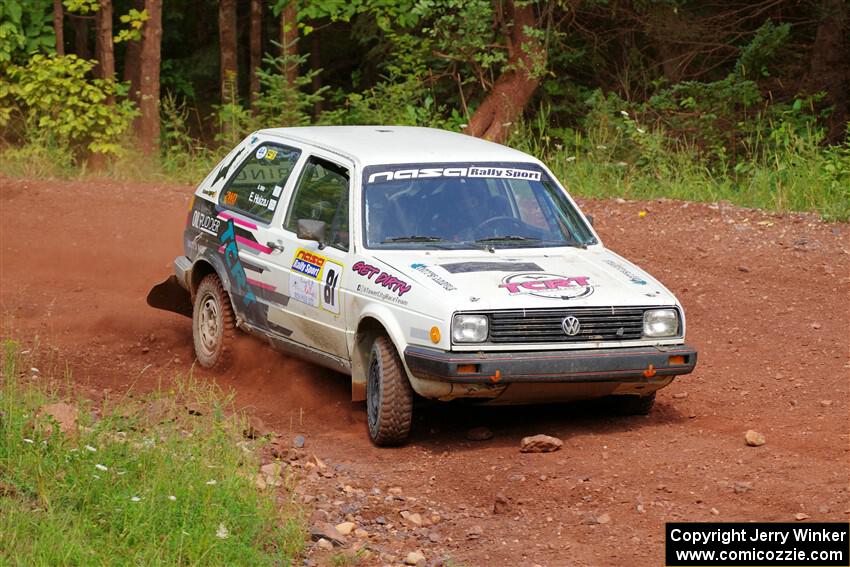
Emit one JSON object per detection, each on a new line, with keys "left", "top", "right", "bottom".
{"left": 508, "top": 115, "right": 850, "bottom": 222}
{"left": 0, "top": 339, "right": 303, "bottom": 566}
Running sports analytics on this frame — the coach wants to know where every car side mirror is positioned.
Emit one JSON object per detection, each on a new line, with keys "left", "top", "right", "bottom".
{"left": 585, "top": 214, "right": 594, "bottom": 227}
{"left": 297, "top": 219, "right": 326, "bottom": 248}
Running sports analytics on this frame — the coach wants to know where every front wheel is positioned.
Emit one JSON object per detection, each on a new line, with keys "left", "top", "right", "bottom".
{"left": 366, "top": 336, "right": 413, "bottom": 446}
{"left": 192, "top": 274, "right": 235, "bottom": 369}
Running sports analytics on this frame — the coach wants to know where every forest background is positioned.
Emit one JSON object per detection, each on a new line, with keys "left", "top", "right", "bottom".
{"left": 1, "top": 0, "right": 848, "bottom": 219}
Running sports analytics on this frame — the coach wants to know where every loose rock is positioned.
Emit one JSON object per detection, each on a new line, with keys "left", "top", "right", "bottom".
{"left": 520, "top": 434, "right": 563, "bottom": 453}
{"left": 493, "top": 493, "right": 511, "bottom": 515}
{"left": 466, "top": 426, "right": 494, "bottom": 441}
{"left": 404, "top": 550, "right": 426, "bottom": 566}
{"left": 581, "top": 512, "right": 610, "bottom": 525}
{"left": 335, "top": 521, "right": 356, "bottom": 536}
{"left": 293, "top": 435, "right": 305, "bottom": 448}
{"left": 309, "top": 523, "right": 346, "bottom": 546}
{"left": 316, "top": 538, "right": 333, "bottom": 551}
{"left": 744, "top": 430, "right": 766, "bottom": 447}
{"left": 260, "top": 462, "right": 282, "bottom": 478}
{"left": 794, "top": 513, "right": 810, "bottom": 521}
{"left": 38, "top": 402, "right": 78, "bottom": 435}
{"left": 243, "top": 415, "right": 274, "bottom": 439}
{"left": 733, "top": 481, "right": 752, "bottom": 494}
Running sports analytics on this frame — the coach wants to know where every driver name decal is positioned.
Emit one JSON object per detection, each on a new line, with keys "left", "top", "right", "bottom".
{"left": 499, "top": 272, "right": 593, "bottom": 300}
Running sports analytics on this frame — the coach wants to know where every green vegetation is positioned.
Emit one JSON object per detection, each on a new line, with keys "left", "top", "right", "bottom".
{"left": 0, "top": 0, "right": 848, "bottom": 220}
{"left": 509, "top": 105, "right": 850, "bottom": 221}
{"left": 0, "top": 54, "right": 136, "bottom": 157}
{"left": 0, "top": 339, "right": 303, "bottom": 566}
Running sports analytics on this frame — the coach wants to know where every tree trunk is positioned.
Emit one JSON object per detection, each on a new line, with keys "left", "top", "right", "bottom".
{"left": 71, "top": 15, "right": 90, "bottom": 59}
{"left": 646, "top": 1, "right": 683, "bottom": 84}
{"left": 53, "top": 0, "right": 64, "bottom": 55}
{"left": 138, "top": 0, "right": 162, "bottom": 155}
{"left": 465, "top": 0, "right": 545, "bottom": 143}
{"left": 249, "top": 0, "right": 262, "bottom": 106}
{"left": 279, "top": 0, "right": 298, "bottom": 86}
{"left": 95, "top": 0, "right": 115, "bottom": 83}
{"left": 810, "top": 0, "right": 849, "bottom": 143}
{"left": 123, "top": 0, "right": 144, "bottom": 105}
{"left": 219, "top": 0, "right": 239, "bottom": 105}
{"left": 311, "top": 31, "right": 322, "bottom": 117}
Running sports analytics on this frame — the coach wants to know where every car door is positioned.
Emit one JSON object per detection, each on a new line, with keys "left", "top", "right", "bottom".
{"left": 207, "top": 138, "right": 304, "bottom": 330}
{"left": 260, "top": 151, "right": 352, "bottom": 359}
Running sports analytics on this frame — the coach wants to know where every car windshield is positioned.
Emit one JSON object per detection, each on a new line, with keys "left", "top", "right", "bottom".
{"left": 362, "top": 163, "right": 596, "bottom": 249}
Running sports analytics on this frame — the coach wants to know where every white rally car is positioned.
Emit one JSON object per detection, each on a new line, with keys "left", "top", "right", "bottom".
{"left": 149, "top": 126, "right": 697, "bottom": 445}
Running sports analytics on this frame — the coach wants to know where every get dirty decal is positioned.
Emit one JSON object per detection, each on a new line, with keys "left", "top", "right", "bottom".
{"left": 352, "top": 261, "right": 412, "bottom": 297}
{"left": 290, "top": 248, "right": 342, "bottom": 314}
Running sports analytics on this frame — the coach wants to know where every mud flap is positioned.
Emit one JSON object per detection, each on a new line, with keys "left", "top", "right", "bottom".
{"left": 146, "top": 275, "right": 193, "bottom": 318}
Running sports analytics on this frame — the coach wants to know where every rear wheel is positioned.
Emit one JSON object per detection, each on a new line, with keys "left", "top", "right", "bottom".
{"left": 367, "top": 336, "right": 413, "bottom": 446}
{"left": 611, "top": 392, "right": 656, "bottom": 415}
{"left": 192, "top": 274, "right": 235, "bottom": 369}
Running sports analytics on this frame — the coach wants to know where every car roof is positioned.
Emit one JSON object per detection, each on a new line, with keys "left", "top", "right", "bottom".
{"left": 259, "top": 125, "right": 540, "bottom": 167}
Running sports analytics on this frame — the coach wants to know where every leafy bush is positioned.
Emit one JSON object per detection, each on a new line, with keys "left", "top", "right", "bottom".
{"left": 0, "top": 0, "right": 54, "bottom": 63}
{"left": 0, "top": 54, "right": 137, "bottom": 156}
{"left": 320, "top": 74, "right": 465, "bottom": 130}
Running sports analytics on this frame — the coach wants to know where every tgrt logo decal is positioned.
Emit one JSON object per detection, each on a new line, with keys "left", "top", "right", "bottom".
{"left": 499, "top": 272, "right": 593, "bottom": 300}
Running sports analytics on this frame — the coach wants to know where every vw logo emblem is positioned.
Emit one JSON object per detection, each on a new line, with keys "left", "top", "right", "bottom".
{"left": 562, "top": 315, "right": 581, "bottom": 336}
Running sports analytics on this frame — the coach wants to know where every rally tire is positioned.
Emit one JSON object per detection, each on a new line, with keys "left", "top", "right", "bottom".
{"left": 611, "top": 392, "right": 656, "bottom": 415}
{"left": 192, "top": 274, "right": 235, "bottom": 370}
{"left": 367, "top": 336, "right": 414, "bottom": 446}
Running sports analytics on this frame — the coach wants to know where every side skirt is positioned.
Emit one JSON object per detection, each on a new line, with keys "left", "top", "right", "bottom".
{"left": 239, "top": 322, "right": 352, "bottom": 376}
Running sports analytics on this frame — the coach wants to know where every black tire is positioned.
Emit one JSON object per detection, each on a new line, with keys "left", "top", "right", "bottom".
{"left": 611, "top": 392, "right": 656, "bottom": 415}
{"left": 366, "top": 336, "right": 414, "bottom": 446}
{"left": 192, "top": 274, "right": 235, "bottom": 369}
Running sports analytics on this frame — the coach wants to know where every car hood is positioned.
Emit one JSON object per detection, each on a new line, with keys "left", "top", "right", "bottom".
{"left": 372, "top": 246, "right": 678, "bottom": 311}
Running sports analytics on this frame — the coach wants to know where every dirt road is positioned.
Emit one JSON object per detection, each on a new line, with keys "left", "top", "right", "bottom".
{"left": 1, "top": 177, "right": 848, "bottom": 566}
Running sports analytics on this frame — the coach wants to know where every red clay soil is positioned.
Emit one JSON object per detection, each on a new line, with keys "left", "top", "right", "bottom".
{"left": 1, "top": 177, "right": 848, "bottom": 566}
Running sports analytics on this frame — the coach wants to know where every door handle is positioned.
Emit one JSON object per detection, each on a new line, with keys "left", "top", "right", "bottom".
{"left": 266, "top": 240, "right": 285, "bottom": 253}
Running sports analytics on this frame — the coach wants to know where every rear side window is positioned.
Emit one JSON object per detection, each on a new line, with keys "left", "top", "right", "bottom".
{"left": 220, "top": 143, "right": 301, "bottom": 223}
{"left": 284, "top": 156, "right": 350, "bottom": 251}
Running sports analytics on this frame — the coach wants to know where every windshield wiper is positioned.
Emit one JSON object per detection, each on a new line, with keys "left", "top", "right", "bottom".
{"left": 475, "top": 235, "right": 540, "bottom": 243}
{"left": 476, "top": 235, "right": 591, "bottom": 249}
{"left": 381, "top": 235, "right": 449, "bottom": 243}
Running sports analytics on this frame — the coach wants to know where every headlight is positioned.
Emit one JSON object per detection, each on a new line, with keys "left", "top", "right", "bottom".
{"left": 643, "top": 309, "right": 679, "bottom": 337}
{"left": 452, "top": 314, "right": 488, "bottom": 343}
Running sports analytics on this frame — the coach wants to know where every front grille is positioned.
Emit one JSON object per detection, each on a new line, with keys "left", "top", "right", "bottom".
{"left": 485, "top": 306, "right": 654, "bottom": 344}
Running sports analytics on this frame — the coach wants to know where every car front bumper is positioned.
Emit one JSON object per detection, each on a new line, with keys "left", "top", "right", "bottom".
{"left": 404, "top": 344, "right": 697, "bottom": 384}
